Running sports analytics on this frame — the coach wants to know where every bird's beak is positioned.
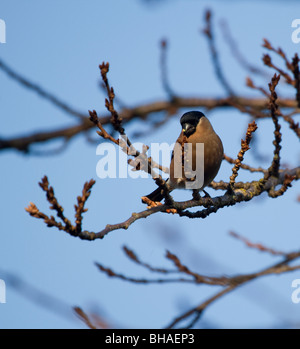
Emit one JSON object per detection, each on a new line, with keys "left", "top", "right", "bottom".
{"left": 182, "top": 123, "right": 192, "bottom": 134}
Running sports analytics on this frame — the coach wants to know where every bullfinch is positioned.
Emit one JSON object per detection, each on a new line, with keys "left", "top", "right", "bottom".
{"left": 143, "top": 111, "right": 223, "bottom": 202}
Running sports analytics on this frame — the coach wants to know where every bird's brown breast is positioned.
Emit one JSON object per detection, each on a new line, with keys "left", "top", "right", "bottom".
{"left": 169, "top": 117, "right": 223, "bottom": 190}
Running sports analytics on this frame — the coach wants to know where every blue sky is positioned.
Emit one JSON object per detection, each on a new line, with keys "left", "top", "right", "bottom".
{"left": 0, "top": 0, "right": 300, "bottom": 329}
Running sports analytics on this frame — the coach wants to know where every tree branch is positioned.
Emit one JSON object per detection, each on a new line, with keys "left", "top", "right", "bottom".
{"left": 0, "top": 58, "right": 87, "bottom": 120}
{"left": 1, "top": 96, "right": 298, "bottom": 154}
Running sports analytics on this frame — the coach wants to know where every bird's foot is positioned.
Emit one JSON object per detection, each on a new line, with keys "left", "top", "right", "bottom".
{"left": 192, "top": 189, "right": 201, "bottom": 200}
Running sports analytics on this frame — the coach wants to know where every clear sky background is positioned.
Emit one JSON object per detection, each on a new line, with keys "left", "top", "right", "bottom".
{"left": 1, "top": 0, "right": 300, "bottom": 329}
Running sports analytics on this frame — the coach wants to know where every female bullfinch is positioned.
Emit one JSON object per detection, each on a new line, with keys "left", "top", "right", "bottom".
{"left": 144, "top": 111, "right": 223, "bottom": 202}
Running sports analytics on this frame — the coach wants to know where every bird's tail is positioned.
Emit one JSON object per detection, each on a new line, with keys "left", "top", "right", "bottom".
{"left": 142, "top": 187, "right": 165, "bottom": 203}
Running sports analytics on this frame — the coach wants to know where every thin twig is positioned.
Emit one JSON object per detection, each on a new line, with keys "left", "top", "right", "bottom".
{"left": 223, "top": 153, "right": 266, "bottom": 174}
{"left": 229, "top": 231, "right": 287, "bottom": 256}
{"left": 291, "top": 53, "right": 300, "bottom": 107}
{"left": 1, "top": 96, "right": 298, "bottom": 153}
{"left": 266, "top": 73, "right": 282, "bottom": 179}
{"left": 203, "top": 10, "right": 235, "bottom": 96}
{"left": 167, "top": 251, "right": 300, "bottom": 328}
{"left": 262, "top": 39, "right": 294, "bottom": 85}
{"left": 123, "top": 246, "right": 176, "bottom": 274}
{"left": 160, "top": 39, "right": 177, "bottom": 99}
{"left": 26, "top": 166, "right": 300, "bottom": 240}
{"left": 0, "top": 58, "right": 87, "bottom": 120}
{"left": 229, "top": 121, "right": 258, "bottom": 188}
{"left": 25, "top": 176, "right": 96, "bottom": 238}
{"left": 95, "top": 262, "right": 194, "bottom": 284}
{"left": 220, "top": 19, "right": 269, "bottom": 78}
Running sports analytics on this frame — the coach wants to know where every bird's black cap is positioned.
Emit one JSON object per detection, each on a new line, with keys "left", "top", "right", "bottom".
{"left": 180, "top": 111, "right": 205, "bottom": 127}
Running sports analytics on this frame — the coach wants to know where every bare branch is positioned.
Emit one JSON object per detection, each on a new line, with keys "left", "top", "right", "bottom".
{"left": 73, "top": 307, "right": 97, "bottom": 329}
{"left": 223, "top": 153, "right": 266, "bottom": 174}
{"left": 229, "top": 231, "right": 287, "bottom": 256}
{"left": 160, "top": 39, "right": 177, "bottom": 99}
{"left": 94, "top": 262, "right": 194, "bottom": 284}
{"left": 73, "top": 307, "right": 111, "bottom": 329}
{"left": 0, "top": 58, "right": 87, "bottom": 120}
{"left": 262, "top": 39, "right": 294, "bottom": 85}
{"left": 291, "top": 53, "right": 300, "bottom": 107}
{"left": 1, "top": 96, "right": 298, "bottom": 153}
{"left": 25, "top": 176, "right": 97, "bottom": 239}
{"left": 202, "top": 9, "right": 235, "bottom": 96}
{"left": 267, "top": 73, "right": 282, "bottom": 179}
{"left": 166, "top": 251, "right": 300, "bottom": 328}
{"left": 229, "top": 121, "right": 258, "bottom": 188}
{"left": 123, "top": 246, "right": 176, "bottom": 274}
{"left": 26, "top": 165, "right": 300, "bottom": 241}
{"left": 220, "top": 19, "right": 269, "bottom": 78}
